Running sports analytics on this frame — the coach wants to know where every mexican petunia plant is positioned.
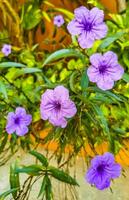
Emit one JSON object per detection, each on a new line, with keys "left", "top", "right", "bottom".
{"left": 0, "top": 0, "right": 129, "bottom": 199}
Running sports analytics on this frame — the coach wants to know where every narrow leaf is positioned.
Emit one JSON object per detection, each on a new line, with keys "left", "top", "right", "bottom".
{"left": 0, "top": 188, "right": 18, "bottom": 199}
{"left": 38, "top": 176, "right": 47, "bottom": 198}
{"left": 0, "top": 80, "right": 8, "bottom": 99}
{"left": 99, "top": 31, "right": 125, "bottom": 49}
{"left": 122, "top": 73, "right": 129, "bottom": 83}
{"left": 49, "top": 167, "right": 79, "bottom": 186}
{"left": 0, "top": 62, "right": 26, "bottom": 68}
{"left": 15, "top": 165, "right": 43, "bottom": 176}
{"left": 10, "top": 163, "right": 20, "bottom": 199}
{"left": 29, "top": 150, "right": 48, "bottom": 167}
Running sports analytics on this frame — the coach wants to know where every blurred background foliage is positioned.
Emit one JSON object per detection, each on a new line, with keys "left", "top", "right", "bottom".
{"left": 0, "top": 0, "right": 129, "bottom": 199}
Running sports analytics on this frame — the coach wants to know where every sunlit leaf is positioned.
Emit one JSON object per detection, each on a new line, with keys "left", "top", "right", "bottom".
{"left": 43, "top": 49, "right": 85, "bottom": 66}
{"left": 0, "top": 62, "right": 26, "bottom": 68}
{"left": 99, "top": 31, "right": 125, "bottom": 49}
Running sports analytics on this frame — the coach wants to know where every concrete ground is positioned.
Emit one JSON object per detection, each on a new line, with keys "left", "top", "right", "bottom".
{"left": 0, "top": 149, "right": 129, "bottom": 200}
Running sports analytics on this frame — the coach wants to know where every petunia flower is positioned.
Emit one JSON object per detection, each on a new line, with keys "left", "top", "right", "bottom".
{"left": 54, "top": 15, "right": 64, "bottom": 27}
{"left": 6, "top": 107, "right": 32, "bottom": 136}
{"left": 86, "top": 152, "right": 121, "bottom": 190}
{"left": 87, "top": 51, "right": 124, "bottom": 90}
{"left": 40, "top": 86, "right": 77, "bottom": 128}
{"left": 67, "top": 6, "right": 108, "bottom": 49}
{"left": 1, "top": 44, "right": 11, "bottom": 56}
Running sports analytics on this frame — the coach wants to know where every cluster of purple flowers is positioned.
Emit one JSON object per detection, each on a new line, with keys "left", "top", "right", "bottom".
{"left": 5, "top": 5, "right": 123, "bottom": 191}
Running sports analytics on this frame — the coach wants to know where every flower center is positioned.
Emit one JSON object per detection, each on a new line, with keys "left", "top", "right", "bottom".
{"left": 14, "top": 117, "right": 20, "bottom": 125}
{"left": 84, "top": 22, "right": 92, "bottom": 31}
{"left": 97, "top": 164, "right": 105, "bottom": 174}
{"left": 99, "top": 65, "right": 107, "bottom": 74}
{"left": 54, "top": 102, "right": 61, "bottom": 111}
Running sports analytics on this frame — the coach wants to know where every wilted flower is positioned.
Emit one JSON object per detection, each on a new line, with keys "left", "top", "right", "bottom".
{"left": 54, "top": 15, "right": 64, "bottom": 27}
{"left": 86, "top": 152, "right": 121, "bottom": 190}
{"left": 67, "top": 6, "right": 108, "bottom": 49}
{"left": 1, "top": 44, "right": 11, "bottom": 56}
{"left": 6, "top": 107, "right": 32, "bottom": 136}
{"left": 87, "top": 51, "right": 124, "bottom": 90}
{"left": 40, "top": 86, "right": 77, "bottom": 128}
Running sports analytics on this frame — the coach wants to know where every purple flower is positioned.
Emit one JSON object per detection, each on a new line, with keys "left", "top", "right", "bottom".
{"left": 54, "top": 15, "right": 64, "bottom": 27}
{"left": 87, "top": 51, "right": 124, "bottom": 90}
{"left": 40, "top": 86, "right": 77, "bottom": 128}
{"left": 1, "top": 44, "right": 11, "bottom": 56}
{"left": 86, "top": 152, "right": 121, "bottom": 190}
{"left": 6, "top": 107, "right": 32, "bottom": 136}
{"left": 67, "top": 6, "right": 108, "bottom": 49}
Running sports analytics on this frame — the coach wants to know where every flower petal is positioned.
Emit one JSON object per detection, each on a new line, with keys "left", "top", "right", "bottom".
{"left": 87, "top": 66, "right": 100, "bottom": 83}
{"left": 49, "top": 116, "right": 67, "bottom": 128}
{"left": 61, "top": 100, "right": 77, "bottom": 118}
{"left": 16, "top": 125, "right": 28, "bottom": 136}
{"left": 6, "top": 123, "right": 16, "bottom": 134}
{"left": 78, "top": 32, "right": 94, "bottom": 49}
{"left": 7, "top": 112, "right": 15, "bottom": 121}
{"left": 95, "top": 178, "right": 110, "bottom": 190}
{"left": 103, "top": 51, "right": 118, "bottom": 66}
{"left": 67, "top": 19, "right": 83, "bottom": 35}
{"left": 90, "top": 53, "right": 102, "bottom": 67}
{"left": 105, "top": 163, "right": 121, "bottom": 179}
{"left": 90, "top": 7, "right": 104, "bottom": 24}
{"left": 54, "top": 85, "right": 69, "bottom": 101}
{"left": 92, "top": 23, "right": 108, "bottom": 40}
{"left": 108, "top": 64, "right": 124, "bottom": 81}
{"left": 103, "top": 152, "right": 115, "bottom": 165}
{"left": 74, "top": 6, "right": 89, "bottom": 22}
{"left": 41, "top": 89, "right": 54, "bottom": 105}
{"left": 96, "top": 75, "right": 114, "bottom": 90}
{"left": 86, "top": 168, "right": 97, "bottom": 184}
{"left": 23, "top": 114, "right": 32, "bottom": 126}
{"left": 15, "top": 107, "right": 26, "bottom": 116}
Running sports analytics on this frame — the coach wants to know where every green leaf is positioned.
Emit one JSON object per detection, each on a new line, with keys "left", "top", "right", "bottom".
{"left": 0, "top": 80, "right": 8, "bottom": 99}
{"left": 92, "top": 104, "right": 109, "bottom": 135}
{"left": 15, "top": 165, "right": 43, "bottom": 176}
{"left": 99, "top": 31, "right": 125, "bottom": 49}
{"left": 49, "top": 167, "right": 79, "bottom": 186}
{"left": 43, "top": 49, "right": 85, "bottom": 66}
{"left": 10, "top": 162, "right": 20, "bottom": 199}
{"left": 29, "top": 151, "right": 48, "bottom": 167}
{"left": 0, "top": 62, "right": 26, "bottom": 68}
{"left": 122, "top": 73, "right": 129, "bottom": 83}
{"left": 12, "top": 68, "right": 42, "bottom": 79}
{"left": 22, "top": 4, "right": 42, "bottom": 30}
{"left": 38, "top": 176, "right": 48, "bottom": 198}
{"left": 81, "top": 70, "right": 89, "bottom": 90}
{"left": 0, "top": 188, "right": 18, "bottom": 200}
{"left": 45, "top": 176, "right": 52, "bottom": 200}
{"left": 54, "top": 8, "right": 74, "bottom": 19}
{"left": 69, "top": 71, "right": 79, "bottom": 93}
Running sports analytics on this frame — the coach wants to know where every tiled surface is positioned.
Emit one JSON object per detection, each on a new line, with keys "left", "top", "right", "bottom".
{"left": 0, "top": 150, "right": 129, "bottom": 200}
